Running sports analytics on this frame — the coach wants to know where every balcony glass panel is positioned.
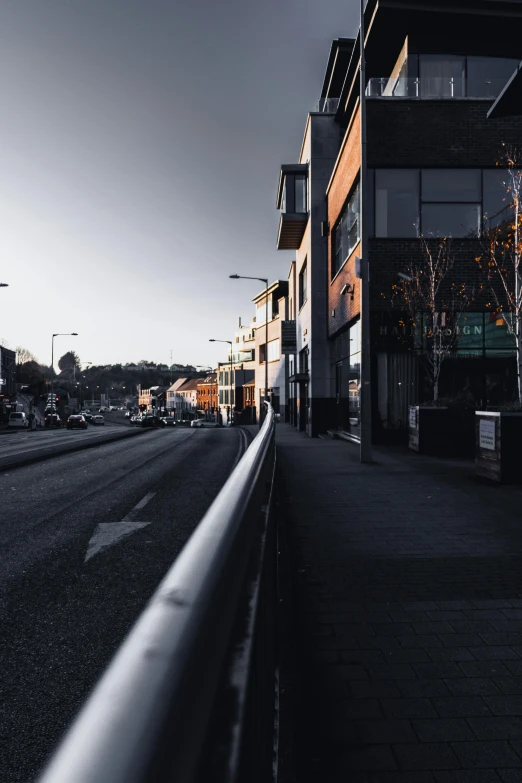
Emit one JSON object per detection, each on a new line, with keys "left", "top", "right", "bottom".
{"left": 420, "top": 55, "right": 465, "bottom": 97}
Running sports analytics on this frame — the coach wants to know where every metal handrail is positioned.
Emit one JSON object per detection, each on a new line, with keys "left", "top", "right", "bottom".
{"left": 39, "top": 405, "right": 275, "bottom": 783}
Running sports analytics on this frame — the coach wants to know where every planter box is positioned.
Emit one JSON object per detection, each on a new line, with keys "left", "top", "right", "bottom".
{"left": 409, "top": 406, "right": 475, "bottom": 456}
{"left": 475, "top": 411, "right": 522, "bottom": 483}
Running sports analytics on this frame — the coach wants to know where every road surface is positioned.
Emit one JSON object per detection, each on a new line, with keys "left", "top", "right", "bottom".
{"left": 0, "top": 425, "right": 249, "bottom": 782}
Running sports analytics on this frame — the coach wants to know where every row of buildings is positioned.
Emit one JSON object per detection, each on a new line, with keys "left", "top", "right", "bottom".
{"left": 212, "top": 0, "right": 522, "bottom": 440}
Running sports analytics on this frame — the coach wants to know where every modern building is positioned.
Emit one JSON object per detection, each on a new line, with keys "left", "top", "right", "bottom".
{"left": 252, "top": 280, "right": 290, "bottom": 421}
{"left": 0, "top": 345, "right": 16, "bottom": 424}
{"left": 275, "top": 56, "right": 344, "bottom": 436}
{"left": 319, "top": 0, "right": 522, "bottom": 442}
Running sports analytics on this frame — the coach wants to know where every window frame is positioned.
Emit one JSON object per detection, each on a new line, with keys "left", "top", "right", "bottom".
{"left": 331, "top": 182, "right": 361, "bottom": 281}
{"left": 298, "top": 258, "right": 308, "bottom": 310}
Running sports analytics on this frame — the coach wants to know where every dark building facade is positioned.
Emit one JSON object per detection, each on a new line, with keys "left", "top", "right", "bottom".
{"left": 321, "top": 0, "right": 522, "bottom": 441}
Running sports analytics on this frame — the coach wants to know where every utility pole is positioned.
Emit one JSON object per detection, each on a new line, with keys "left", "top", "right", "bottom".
{"left": 359, "top": 0, "right": 372, "bottom": 463}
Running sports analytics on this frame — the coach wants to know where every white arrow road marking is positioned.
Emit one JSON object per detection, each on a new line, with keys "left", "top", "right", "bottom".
{"left": 84, "top": 492, "right": 156, "bottom": 563}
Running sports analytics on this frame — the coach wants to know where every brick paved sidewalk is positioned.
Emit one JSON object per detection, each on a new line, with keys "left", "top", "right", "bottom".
{"left": 276, "top": 424, "right": 522, "bottom": 783}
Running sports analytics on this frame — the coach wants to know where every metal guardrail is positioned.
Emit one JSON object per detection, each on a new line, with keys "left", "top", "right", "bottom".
{"left": 39, "top": 405, "right": 277, "bottom": 783}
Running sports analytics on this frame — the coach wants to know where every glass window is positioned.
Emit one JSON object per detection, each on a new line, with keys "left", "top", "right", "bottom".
{"left": 348, "top": 320, "right": 361, "bottom": 439}
{"left": 483, "top": 169, "right": 521, "bottom": 229}
{"left": 419, "top": 55, "right": 465, "bottom": 97}
{"left": 467, "top": 57, "right": 520, "bottom": 98}
{"left": 299, "top": 259, "right": 308, "bottom": 308}
{"left": 295, "top": 175, "right": 307, "bottom": 213}
{"left": 422, "top": 169, "right": 481, "bottom": 202}
{"left": 267, "top": 339, "right": 281, "bottom": 362}
{"left": 375, "top": 170, "right": 419, "bottom": 237}
{"left": 332, "top": 184, "right": 360, "bottom": 277}
{"left": 422, "top": 203, "right": 480, "bottom": 237}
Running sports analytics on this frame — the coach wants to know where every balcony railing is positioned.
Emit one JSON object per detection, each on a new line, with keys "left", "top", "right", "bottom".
{"left": 315, "top": 97, "right": 340, "bottom": 113}
{"left": 367, "top": 76, "right": 509, "bottom": 100}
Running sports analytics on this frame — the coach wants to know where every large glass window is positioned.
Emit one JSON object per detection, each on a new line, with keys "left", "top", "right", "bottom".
{"left": 467, "top": 57, "right": 519, "bottom": 98}
{"left": 422, "top": 204, "right": 481, "bottom": 238}
{"left": 483, "top": 169, "right": 521, "bottom": 229}
{"left": 375, "top": 170, "right": 419, "bottom": 238}
{"left": 267, "top": 339, "right": 281, "bottom": 362}
{"left": 332, "top": 184, "right": 360, "bottom": 277}
{"left": 419, "top": 55, "right": 465, "bottom": 98}
{"left": 299, "top": 259, "right": 308, "bottom": 309}
{"left": 348, "top": 320, "right": 361, "bottom": 439}
{"left": 422, "top": 169, "right": 481, "bottom": 202}
{"left": 295, "top": 175, "right": 307, "bottom": 213}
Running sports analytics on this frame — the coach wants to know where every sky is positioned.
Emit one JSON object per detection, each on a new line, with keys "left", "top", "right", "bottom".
{"left": 0, "top": 0, "right": 359, "bottom": 369}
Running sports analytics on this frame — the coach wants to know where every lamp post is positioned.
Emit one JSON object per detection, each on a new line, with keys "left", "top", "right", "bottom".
{"left": 230, "top": 274, "right": 269, "bottom": 422}
{"left": 51, "top": 332, "right": 78, "bottom": 417}
{"left": 209, "top": 339, "right": 233, "bottom": 425}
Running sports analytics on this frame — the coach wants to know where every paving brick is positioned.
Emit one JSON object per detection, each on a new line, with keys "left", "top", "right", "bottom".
{"left": 413, "top": 718, "right": 474, "bottom": 742}
{"left": 381, "top": 698, "right": 438, "bottom": 719}
{"left": 345, "top": 744, "right": 398, "bottom": 771}
{"left": 435, "top": 772, "right": 502, "bottom": 783}
{"left": 399, "top": 635, "right": 444, "bottom": 649}
{"left": 445, "top": 678, "right": 501, "bottom": 696}
{"left": 431, "top": 696, "right": 492, "bottom": 717}
{"left": 411, "top": 622, "right": 456, "bottom": 635}
{"left": 504, "top": 660, "right": 522, "bottom": 676}
{"left": 498, "top": 771, "right": 522, "bottom": 783}
{"left": 349, "top": 773, "right": 436, "bottom": 783}
{"left": 484, "top": 696, "right": 522, "bottom": 716}
{"left": 470, "top": 646, "right": 520, "bottom": 661}
{"left": 367, "top": 664, "right": 417, "bottom": 680}
{"left": 340, "top": 649, "right": 386, "bottom": 665}
{"left": 412, "top": 662, "right": 463, "bottom": 679}
{"left": 449, "top": 620, "right": 496, "bottom": 634}
{"left": 439, "top": 634, "right": 484, "bottom": 648}
{"left": 492, "top": 678, "right": 522, "bottom": 695}
{"left": 394, "top": 743, "right": 460, "bottom": 771}
{"left": 355, "top": 719, "right": 417, "bottom": 744}
{"left": 451, "top": 741, "right": 522, "bottom": 768}
{"left": 343, "top": 698, "right": 383, "bottom": 719}
{"left": 383, "top": 648, "right": 431, "bottom": 663}
{"left": 427, "top": 648, "right": 476, "bottom": 662}
{"left": 467, "top": 717, "right": 522, "bottom": 740}
{"left": 349, "top": 680, "right": 402, "bottom": 699}
{"left": 458, "top": 661, "right": 511, "bottom": 678}
{"left": 398, "top": 680, "right": 452, "bottom": 698}
{"left": 436, "top": 601, "right": 474, "bottom": 611}
{"left": 480, "top": 634, "right": 522, "bottom": 647}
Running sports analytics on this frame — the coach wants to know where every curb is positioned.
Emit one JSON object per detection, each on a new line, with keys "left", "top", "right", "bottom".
{"left": 0, "top": 427, "right": 152, "bottom": 471}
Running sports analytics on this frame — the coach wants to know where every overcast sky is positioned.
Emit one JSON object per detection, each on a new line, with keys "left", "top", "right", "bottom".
{"left": 0, "top": 0, "right": 359, "bottom": 369}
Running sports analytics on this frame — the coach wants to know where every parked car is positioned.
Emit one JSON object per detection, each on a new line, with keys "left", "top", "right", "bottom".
{"left": 8, "top": 411, "right": 28, "bottom": 429}
{"left": 160, "top": 417, "right": 177, "bottom": 427}
{"left": 191, "top": 418, "right": 206, "bottom": 428}
{"left": 109, "top": 406, "right": 118, "bottom": 411}
{"left": 45, "top": 413, "right": 62, "bottom": 428}
{"left": 66, "top": 415, "right": 88, "bottom": 430}
{"left": 92, "top": 414, "right": 105, "bottom": 425}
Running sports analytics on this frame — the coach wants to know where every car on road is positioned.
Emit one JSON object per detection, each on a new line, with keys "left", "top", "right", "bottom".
{"left": 66, "top": 415, "right": 88, "bottom": 430}
{"left": 81, "top": 411, "right": 94, "bottom": 423}
{"left": 124, "top": 411, "right": 133, "bottom": 418}
{"left": 92, "top": 414, "right": 105, "bottom": 425}
{"left": 8, "top": 411, "right": 29, "bottom": 429}
{"left": 140, "top": 414, "right": 162, "bottom": 428}
{"left": 44, "top": 413, "right": 62, "bottom": 428}
{"left": 109, "top": 406, "right": 118, "bottom": 411}
{"left": 191, "top": 418, "right": 206, "bottom": 428}
{"left": 160, "top": 417, "right": 177, "bottom": 427}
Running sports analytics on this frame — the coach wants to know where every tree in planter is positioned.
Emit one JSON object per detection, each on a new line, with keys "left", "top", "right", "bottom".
{"left": 478, "top": 151, "right": 522, "bottom": 405}
{"left": 391, "top": 238, "right": 473, "bottom": 403}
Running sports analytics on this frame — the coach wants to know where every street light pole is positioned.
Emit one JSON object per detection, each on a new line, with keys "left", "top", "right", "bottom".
{"left": 209, "top": 339, "right": 233, "bottom": 425}
{"left": 229, "top": 274, "right": 269, "bottom": 422}
{"left": 359, "top": 0, "right": 372, "bottom": 463}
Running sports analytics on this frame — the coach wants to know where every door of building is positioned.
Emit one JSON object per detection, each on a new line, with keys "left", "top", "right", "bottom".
{"left": 335, "top": 362, "right": 343, "bottom": 430}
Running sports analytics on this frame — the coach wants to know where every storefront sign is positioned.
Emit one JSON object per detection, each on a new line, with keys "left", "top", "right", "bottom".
{"left": 281, "top": 320, "right": 297, "bottom": 354}
{"left": 479, "top": 418, "right": 496, "bottom": 450}
{"left": 409, "top": 407, "right": 418, "bottom": 428}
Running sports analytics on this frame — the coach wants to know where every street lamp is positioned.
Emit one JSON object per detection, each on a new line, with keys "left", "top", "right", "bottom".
{"left": 51, "top": 332, "right": 78, "bottom": 415}
{"left": 209, "top": 339, "right": 233, "bottom": 425}
{"left": 230, "top": 274, "right": 269, "bottom": 422}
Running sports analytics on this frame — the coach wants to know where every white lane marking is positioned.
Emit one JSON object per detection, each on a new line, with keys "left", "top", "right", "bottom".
{"left": 84, "top": 492, "right": 156, "bottom": 563}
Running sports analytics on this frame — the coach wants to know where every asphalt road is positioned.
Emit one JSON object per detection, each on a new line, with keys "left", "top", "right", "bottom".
{"left": 0, "top": 425, "right": 249, "bottom": 782}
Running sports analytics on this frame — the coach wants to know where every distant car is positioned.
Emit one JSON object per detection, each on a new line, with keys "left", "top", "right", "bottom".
{"left": 99, "top": 406, "right": 108, "bottom": 413}
{"left": 140, "top": 415, "right": 161, "bottom": 428}
{"left": 124, "top": 411, "right": 132, "bottom": 418}
{"left": 81, "top": 411, "right": 94, "bottom": 423}
{"left": 109, "top": 406, "right": 118, "bottom": 411}
{"left": 8, "top": 411, "right": 29, "bottom": 429}
{"left": 191, "top": 419, "right": 206, "bottom": 428}
{"left": 160, "top": 417, "right": 177, "bottom": 427}
{"left": 92, "top": 414, "right": 105, "bottom": 425}
{"left": 66, "top": 415, "right": 88, "bottom": 430}
{"left": 44, "top": 413, "right": 62, "bottom": 428}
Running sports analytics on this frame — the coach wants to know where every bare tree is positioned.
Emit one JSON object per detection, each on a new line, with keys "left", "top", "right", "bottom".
{"left": 478, "top": 151, "right": 522, "bottom": 404}
{"left": 392, "top": 238, "right": 472, "bottom": 402}
{"left": 16, "top": 346, "right": 37, "bottom": 365}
